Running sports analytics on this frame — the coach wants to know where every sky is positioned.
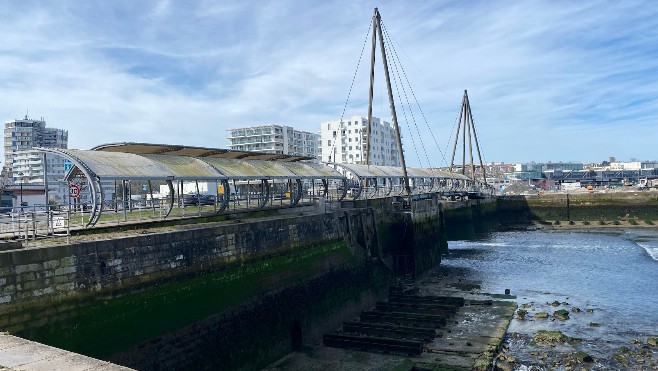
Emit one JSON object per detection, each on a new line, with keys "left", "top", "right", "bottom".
{"left": 1, "top": 0, "right": 658, "bottom": 167}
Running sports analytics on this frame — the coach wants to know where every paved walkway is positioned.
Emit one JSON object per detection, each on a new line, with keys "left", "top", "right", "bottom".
{"left": 0, "top": 333, "right": 133, "bottom": 371}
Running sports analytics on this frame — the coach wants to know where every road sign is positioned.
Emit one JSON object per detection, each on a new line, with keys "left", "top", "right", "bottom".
{"left": 63, "top": 159, "right": 73, "bottom": 172}
{"left": 53, "top": 216, "right": 68, "bottom": 229}
{"left": 69, "top": 184, "right": 81, "bottom": 198}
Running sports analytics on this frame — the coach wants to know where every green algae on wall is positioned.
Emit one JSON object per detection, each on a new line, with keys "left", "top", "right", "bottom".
{"left": 443, "top": 204, "right": 476, "bottom": 240}
{"left": 498, "top": 194, "right": 658, "bottom": 223}
{"left": 123, "top": 263, "right": 389, "bottom": 371}
{"left": 20, "top": 239, "right": 355, "bottom": 361}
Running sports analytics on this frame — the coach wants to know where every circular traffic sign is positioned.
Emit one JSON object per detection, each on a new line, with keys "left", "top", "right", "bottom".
{"left": 69, "top": 184, "right": 81, "bottom": 198}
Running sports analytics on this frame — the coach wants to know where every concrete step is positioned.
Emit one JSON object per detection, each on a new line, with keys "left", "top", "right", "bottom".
{"left": 360, "top": 310, "right": 447, "bottom": 328}
{"left": 376, "top": 301, "right": 458, "bottom": 316}
{"left": 341, "top": 321, "right": 438, "bottom": 342}
{"left": 322, "top": 333, "right": 423, "bottom": 356}
{"left": 388, "top": 294, "right": 465, "bottom": 307}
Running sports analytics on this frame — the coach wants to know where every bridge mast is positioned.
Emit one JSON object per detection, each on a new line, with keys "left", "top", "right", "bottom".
{"left": 449, "top": 90, "right": 487, "bottom": 184}
{"left": 365, "top": 7, "right": 411, "bottom": 195}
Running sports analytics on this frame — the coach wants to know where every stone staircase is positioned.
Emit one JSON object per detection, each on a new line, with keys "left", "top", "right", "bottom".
{"left": 323, "top": 286, "right": 465, "bottom": 356}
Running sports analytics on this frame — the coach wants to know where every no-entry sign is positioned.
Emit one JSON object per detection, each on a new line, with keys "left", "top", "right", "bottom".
{"left": 69, "top": 184, "right": 81, "bottom": 198}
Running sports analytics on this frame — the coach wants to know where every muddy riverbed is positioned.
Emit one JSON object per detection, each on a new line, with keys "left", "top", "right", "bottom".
{"left": 445, "top": 229, "right": 658, "bottom": 370}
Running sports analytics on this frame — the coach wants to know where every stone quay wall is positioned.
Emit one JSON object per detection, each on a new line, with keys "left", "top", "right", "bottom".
{"left": 0, "top": 209, "right": 376, "bottom": 333}
{"left": 497, "top": 192, "right": 658, "bottom": 223}
{"left": 0, "top": 195, "right": 480, "bottom": 370}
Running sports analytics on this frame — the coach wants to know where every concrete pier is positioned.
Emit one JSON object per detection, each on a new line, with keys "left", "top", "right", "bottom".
{"left": 0, "top": 333, "right": 133, "bottom": 371}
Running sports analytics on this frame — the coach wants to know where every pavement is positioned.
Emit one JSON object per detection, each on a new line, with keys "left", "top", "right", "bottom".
{"left": 0, "top": 333, "right": 134, "bottom": 371}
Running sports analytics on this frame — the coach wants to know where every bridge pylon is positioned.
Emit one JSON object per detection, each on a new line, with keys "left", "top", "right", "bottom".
{"left": 449, "top": 90, "right": 487, "bottom": 185}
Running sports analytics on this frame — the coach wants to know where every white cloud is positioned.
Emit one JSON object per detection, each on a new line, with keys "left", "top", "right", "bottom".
{"left": 0, "top": 0, "right": 657, "bottom": 166}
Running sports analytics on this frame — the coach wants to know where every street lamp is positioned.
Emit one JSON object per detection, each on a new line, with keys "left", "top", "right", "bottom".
{"left": 17, "top": 172, "right": 24, "bottom": 211}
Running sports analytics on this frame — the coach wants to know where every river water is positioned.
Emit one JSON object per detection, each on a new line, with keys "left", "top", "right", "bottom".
{"left": 443, "top": 229, "right": 658, "bottom": 370}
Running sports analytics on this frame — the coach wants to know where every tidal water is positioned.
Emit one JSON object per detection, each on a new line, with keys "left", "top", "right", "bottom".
{"left": 443, "top": 229, "right": 658, "bottom": 370}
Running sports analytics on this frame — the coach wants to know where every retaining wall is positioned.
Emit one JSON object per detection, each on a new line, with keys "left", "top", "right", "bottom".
{"left": 497, "top": 193, "right": 658, "bottom": 223}
{"left": 0, "top": 195, "right": 466, "bottom": 370}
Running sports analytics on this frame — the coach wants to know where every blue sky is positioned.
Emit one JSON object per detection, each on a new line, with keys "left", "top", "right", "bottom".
{"left": 1, "top": 0, "right": 657, "bottom": 166}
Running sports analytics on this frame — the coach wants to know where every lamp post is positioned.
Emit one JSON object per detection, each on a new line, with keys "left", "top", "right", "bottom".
{"left": 17, "top": 172, "right": 24, "bottom": 211}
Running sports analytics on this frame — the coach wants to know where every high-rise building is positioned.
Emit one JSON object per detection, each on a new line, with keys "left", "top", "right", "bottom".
{"left": 227, "top": 125, "right": 319, "bottom": 158}
{"left": 4, "top": 116, "right": 69, "bottom": 203}
{"left": 319, "top": 115, "right": 400, "bottom": 166}
{"left": 3, "top": 116, "right": 68, "bottom": 177}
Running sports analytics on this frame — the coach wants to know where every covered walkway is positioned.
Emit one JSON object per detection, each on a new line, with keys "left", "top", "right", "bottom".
{"left": 35, "top": 143, "right": 344, "bottom": 227}
{"left": 330, "top": 163, "right": 489, "bottom": 200}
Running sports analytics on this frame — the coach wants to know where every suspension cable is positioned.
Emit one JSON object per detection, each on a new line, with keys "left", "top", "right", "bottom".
{"left": 381, "top": 21, "right": 447, "bottom": 168}
{"left": 382, "top": 21, "right": 432, "bottom": 170}
{"left": 383, "top": 34, "right": 423, "bottom": 170}
{"left": 330, "top": 21, "right": 373, "bottom": 163}
{"left": 445, "top": 102, "right": 464, "bottom": 170}
{"left": 382, "top": 30, "right": 424, "bottom": 168}
{"left": 468, "top": 106, "right": 489, "bottom": 175}
{"left": 339, "top": 21, "right": 373, "bottom": 124}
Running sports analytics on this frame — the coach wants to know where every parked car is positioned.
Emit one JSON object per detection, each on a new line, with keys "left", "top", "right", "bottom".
{"left": 182, "top": 194, "right": 199, "bottom": 206}
{"left": 198, "top": 194, "right": 216, "bottom": 205}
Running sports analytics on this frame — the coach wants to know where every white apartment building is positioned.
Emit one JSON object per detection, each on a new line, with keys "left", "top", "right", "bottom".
{"left": 227, "top": 125, "right": 319, "bottom": 158}
{"left": 319, "top": 116, "right": 400, "bottom": 166}
{"left": 3, "top": 116, "right": 68, "bottom": 177}
{"left": 4, "top": 116, "right": 69, "bottom": 204}
{"left": 13, "top": 151, "right": 70, "bottom": 204}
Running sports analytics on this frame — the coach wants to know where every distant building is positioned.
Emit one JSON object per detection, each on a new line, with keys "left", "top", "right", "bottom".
{"left": 3, "top": 116, "right": 68, "bottom": 177}
{"left": 509, "top": 162, "right": 584, "bottom": 180}
{"left": 226, "top": 125, "right": 319, "bottom": 158}
{"left": 319, "top": 115, "right": 400, "bottom": 166}
{"left": 3, "top": 116, "right": 69, "bottom": 204}
{"left": 513, "top": 162, "right": 583, "bottom": 173}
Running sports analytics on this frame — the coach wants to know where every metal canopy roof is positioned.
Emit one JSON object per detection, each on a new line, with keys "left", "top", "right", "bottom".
{"left": 35, "top": 148, "right": 342, "bottom": 182}
{"left": 91, "top": 142, "right": 315, "bottom": 162}
{"left": 282, "top": 161, "right": 345, "bottom": 179}
{"left": 141, "top": 154, "right": 227, "bottom": 180}
{"left": 58, "top": 149, "right": 184, "bottom": 180}
{"left": 332, "top": 163, "right": 471, "bottom": 180}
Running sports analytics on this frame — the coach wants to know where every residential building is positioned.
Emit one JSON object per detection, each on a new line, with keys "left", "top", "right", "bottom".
{"left": 4, "top": 116, "right": 69, "bottom": 204}
{"left": 13, "top": 151, "right": 70, "bottom": 204}
{"left": 226, "top": 125, "right": 319, "bottom": 158}
{"left": 319, "top": 115, "right": 400, "bottom": 166}
{"left": 4, "top": 116, "right": 68, "bottom": 177}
